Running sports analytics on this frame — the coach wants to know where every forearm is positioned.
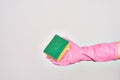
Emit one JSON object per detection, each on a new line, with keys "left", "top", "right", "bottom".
{"left": 81, "top": 42, "right": 118, "bottom": 62}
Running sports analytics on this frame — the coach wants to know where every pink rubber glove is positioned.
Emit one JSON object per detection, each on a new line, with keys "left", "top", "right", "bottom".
{"left": 47, "top": 39, "right": 118, "bottom": 66}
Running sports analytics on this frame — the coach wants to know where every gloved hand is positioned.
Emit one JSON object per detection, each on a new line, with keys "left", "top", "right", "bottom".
{"left": 47, "top": 38, "right": 118, "bottom": 66}
{"left": 46, "top": 38, "right": 92, "bottom": 66}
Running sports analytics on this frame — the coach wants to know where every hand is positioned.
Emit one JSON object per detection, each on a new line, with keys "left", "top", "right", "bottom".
{"left": 46, "top": 38, "right": 91, "bottom": 66}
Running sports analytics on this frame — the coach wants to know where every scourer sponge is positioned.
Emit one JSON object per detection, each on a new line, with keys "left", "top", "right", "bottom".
{"left": 44, "top": 34, "right": 70, "bottom": 62}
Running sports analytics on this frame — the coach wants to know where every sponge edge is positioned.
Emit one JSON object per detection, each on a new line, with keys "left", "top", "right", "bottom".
{"left": 56, "top": 42, "right": 70, "bottom": 62}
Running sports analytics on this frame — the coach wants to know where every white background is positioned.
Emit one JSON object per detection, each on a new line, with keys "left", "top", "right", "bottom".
{"left": 0, "top": 0, "right": 120, "bottom": 80}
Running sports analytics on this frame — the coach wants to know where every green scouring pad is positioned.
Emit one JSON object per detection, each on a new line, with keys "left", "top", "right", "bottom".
{"left": 44, "top": 34, "right": 70, "bottom": 62}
